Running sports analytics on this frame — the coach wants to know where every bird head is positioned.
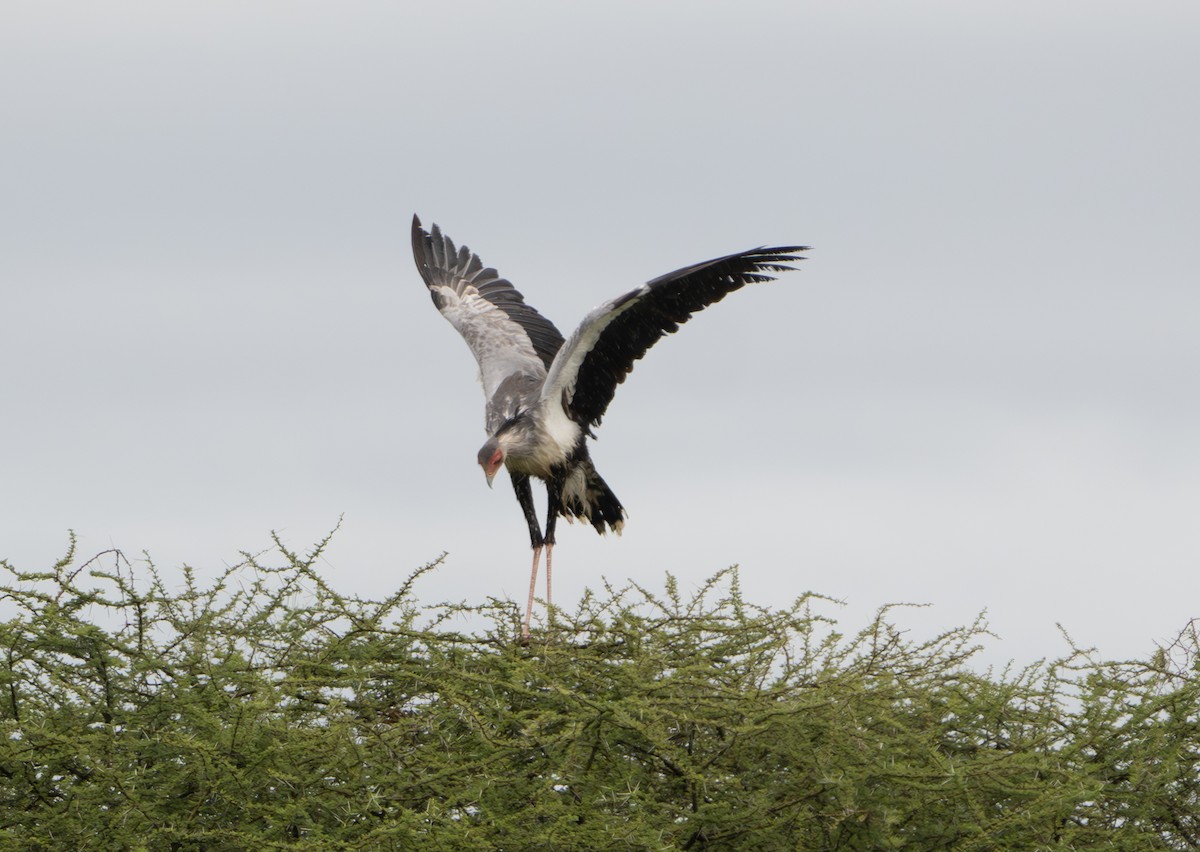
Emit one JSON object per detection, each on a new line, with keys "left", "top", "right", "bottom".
{"left": 477, "top": 438, "right": 506, "bottom": 488}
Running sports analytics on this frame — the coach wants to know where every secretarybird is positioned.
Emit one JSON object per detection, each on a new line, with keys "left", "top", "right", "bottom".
{"left": 411, "top": 215, "right": 807, "bottom": 640}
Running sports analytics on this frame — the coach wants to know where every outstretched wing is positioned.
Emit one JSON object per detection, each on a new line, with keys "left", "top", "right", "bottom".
{"left": 412, "top": 215, "right": 566, "bottom": 410}
{"left": 541, "top": 245, "right": 808, "bottom": 430}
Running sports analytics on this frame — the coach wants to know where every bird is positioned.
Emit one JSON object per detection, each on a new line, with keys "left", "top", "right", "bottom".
{"left": 411, "top": 215, "right": 808, "bottom": 640}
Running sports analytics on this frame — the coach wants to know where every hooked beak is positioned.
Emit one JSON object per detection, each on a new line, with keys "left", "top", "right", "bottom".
{"left": 479, "top": 443, "right": 504, "bottom": 489}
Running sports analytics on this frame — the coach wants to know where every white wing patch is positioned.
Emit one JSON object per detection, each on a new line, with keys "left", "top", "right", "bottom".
{"left": 539, "top": 284, "right": 650, "bottom": 408}
{"left": 433, "top": 284, "right": 547, "bottom": 402}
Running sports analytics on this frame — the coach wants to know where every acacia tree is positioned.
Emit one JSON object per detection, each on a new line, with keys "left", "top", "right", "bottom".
{"left": 0, "top": 531, "right": 1196, "bottom": 849}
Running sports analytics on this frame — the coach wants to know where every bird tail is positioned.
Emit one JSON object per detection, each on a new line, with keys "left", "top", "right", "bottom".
{"left": 560, "top": 458, "right": 626, "bottom": 535}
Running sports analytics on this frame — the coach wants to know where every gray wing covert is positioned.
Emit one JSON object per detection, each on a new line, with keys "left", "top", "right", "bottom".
{"left": 412, "top": 215, "right": 567, "bottom": 412}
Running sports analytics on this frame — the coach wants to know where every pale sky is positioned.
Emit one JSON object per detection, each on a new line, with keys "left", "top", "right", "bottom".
{"left": 3, "top": 1, "right": 1198, "bottom": 667}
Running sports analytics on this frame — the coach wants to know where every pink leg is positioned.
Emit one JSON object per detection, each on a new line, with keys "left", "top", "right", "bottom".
{"left": 545, "top": 543, "right": 554, "bottom": 619}
{"left": 523, "top": 545, "right": 543, "bottom": 640}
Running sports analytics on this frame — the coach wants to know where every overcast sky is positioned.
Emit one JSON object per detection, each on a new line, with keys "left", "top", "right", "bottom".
{"left": 3, "top": 1, "right": 1197, "bottom": 667}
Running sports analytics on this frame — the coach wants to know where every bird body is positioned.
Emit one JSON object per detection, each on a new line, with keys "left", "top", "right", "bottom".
{"left": 411, "top": 216, "right": 807, "bottom": 638}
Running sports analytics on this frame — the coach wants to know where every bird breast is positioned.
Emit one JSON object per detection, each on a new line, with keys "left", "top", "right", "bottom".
{"left": 502, "top": 402, "right": 582, "bottom": 478}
